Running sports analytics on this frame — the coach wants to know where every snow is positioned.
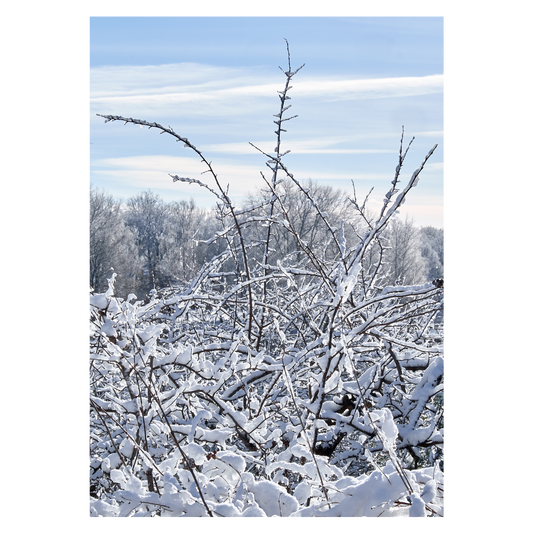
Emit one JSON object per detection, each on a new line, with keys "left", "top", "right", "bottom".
{"left": 216, "top": 451, "right": 246, "bottom": 473}
{"left": 197, "top": 427, "right": 233, "bottom": 443}
{"left": 240, "top": 504, "right": 267, "bottom": 517}
{"left": 421, "top": 478, "right": 437, "bottom": 503}
{"left": 408, "top": 356, "right": 443, "bottom": 401}
{"left": 100, "top": 318, "right": 116, "bottom": 337}
{"left": 211, "top": 502, "right": 242, "bottom": 517}
{"left": 375, "top": 408, "right": 398, "bottom": 444}
{"left": 293, "top": 481, "right": 313, "bottom": 504}
{"left": 118, "top": 438, "right": 135, "bottom": 458}
{"left": 183, "top": 442, "right": 206, "bottom": 464}
{"left": 90, "top": 294, "right": 108, "bottom": 310}
{"left": 248, "top": 479, "right": 299, "bottom": 516}
{"left": 400, "top": 425, "right": 436, "bottom": 447}
{"left": 188, "top": 409, "right": 213, "bottom": 443}
{"left": 409, "top": 493, "right": 426, "bottom": 517}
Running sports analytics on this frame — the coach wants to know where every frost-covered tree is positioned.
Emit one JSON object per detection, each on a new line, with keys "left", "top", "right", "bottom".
{"left": 159, "top": 199, "right": 224, "bottom": 286}
{"left": 419, "top": 225, "right": 444, "bottom": 280}
{"left": 243, "top": 179, "right": 357, "bottom": 268}
{"left": 91, "top": 42, "right": 444, "bottom": 517}
{"left": 382, "top": 216, "right": 427, "bottom": 285}
{"left": 125, "top": 190, "right": 171, "bottom": 295}
{"left": 90, "top": 186, "right": 141, "bottom": 296}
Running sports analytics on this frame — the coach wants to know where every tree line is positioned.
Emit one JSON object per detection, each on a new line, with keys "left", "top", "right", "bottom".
{"left": 90, "top": 182, "right": 443, "bottom": 300}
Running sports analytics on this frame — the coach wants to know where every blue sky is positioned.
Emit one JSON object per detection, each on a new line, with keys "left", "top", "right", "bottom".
{"left": 91, "top": 17, "right": 443, "bottom": 227}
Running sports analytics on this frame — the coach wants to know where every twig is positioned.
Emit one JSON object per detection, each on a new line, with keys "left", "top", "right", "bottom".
{"left": 280, "top": 351, "right": 330, "bottom": 506}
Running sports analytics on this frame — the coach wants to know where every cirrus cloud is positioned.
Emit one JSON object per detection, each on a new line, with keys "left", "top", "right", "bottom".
{"left": 91, "top": 62, "right": 443, "bottom": 118}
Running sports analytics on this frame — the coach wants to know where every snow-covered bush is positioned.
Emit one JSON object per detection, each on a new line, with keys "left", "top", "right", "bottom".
{"left": 90, "top": 42, "right": 444, "bottom": 517}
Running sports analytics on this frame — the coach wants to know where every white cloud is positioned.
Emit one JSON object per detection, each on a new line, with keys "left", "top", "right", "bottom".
{"left": 423, "top": 162, "right": 444, "bottom": 172}
{"left": 203, "top": 138, "right": 398, "bottom": 155}
{"left": 413, "top": 130, "right": 443, "bottom": 137}
{"left": 90, "top": 62, "right": 275, "bottom": 118}
{"left": 91, "top": 62, "right": 443, "bottom": 118}
{"left": 398, "top": 203, "right": 444, "bottom": 228}
{"left": 91, "top": 63, "right": 251, "bottom": 97}
{"left": 295, "top": 75, "right": 443, "bottom": 101}
{"left": 91, "top": 154, "right": 443, "bottom": 226}
{"left": 92, "top": 154, "right": 266, "bottom": 200}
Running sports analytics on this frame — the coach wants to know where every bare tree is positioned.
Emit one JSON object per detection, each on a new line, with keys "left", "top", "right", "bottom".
{"left": 90, "top": 186, "right": 141, "bottom": 296}
{"left": 243, "top": 179, "right": 357, "bottom": 269}
{"left": 382, "top": 216, "right": 427, "bottom": 286}
{"left": 420, "top": 225, "right": 444, "bottom": 280}
{"left": 125, "top": 190, "right": 170, "bottom": 295}
{"left": 159, "top": 198, "right": 224, "bottom": 285}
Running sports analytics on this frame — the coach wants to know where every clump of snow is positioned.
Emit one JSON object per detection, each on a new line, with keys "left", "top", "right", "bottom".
{"left": 241, "top": 504, "right": 267, "bottom": 517}
{"left": 100, "top": 318, "right": 116, "bottom": 337}
{"left": 409, "top": 493, "right": 426, "bottom": 517}
{"left": 90, "top": 294, "right": 108, "bottom": 310}
{"left": 246, "top": 478, "right": 299, "bottom": 517}
{"left": 216, "top": 451, "right": 246, "bottom": 473}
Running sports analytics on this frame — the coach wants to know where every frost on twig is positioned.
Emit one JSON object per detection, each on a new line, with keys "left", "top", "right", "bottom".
{"left": 168, "top": 174, "right": 225, "bottom": 204}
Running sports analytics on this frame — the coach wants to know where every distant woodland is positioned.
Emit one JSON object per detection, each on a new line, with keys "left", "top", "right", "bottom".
{"left": 90, "top": 184, "right": 443, "bottom": 300}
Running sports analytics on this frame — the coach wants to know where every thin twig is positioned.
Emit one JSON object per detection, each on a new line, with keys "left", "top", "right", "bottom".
{"left": 280, "top": 351, "right": 330, "bottom": 506}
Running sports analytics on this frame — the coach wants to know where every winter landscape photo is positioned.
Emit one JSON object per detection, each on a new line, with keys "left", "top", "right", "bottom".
{"left": 90, "top": 17, "right": 444, "bottom": 517}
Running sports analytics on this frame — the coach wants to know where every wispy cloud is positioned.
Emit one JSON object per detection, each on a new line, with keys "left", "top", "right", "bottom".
{"left": 90, "top": 62, "right": 272, "bottom": 118}
{"left": 91, "top": 62, "right": 443, "bottom": 119}
{"left": 296, "top": 75, "right": 443, "bottom": 101}
{"left": 92, "top": 155, "right": 267, "bottom": 199}
{"left": 423, "top": 162, "right": 444, "bottom": 172}
{"left": 203, "top": 138, "right": 399, "bottom": 155}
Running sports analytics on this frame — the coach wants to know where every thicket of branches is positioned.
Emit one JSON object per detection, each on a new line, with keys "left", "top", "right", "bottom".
{"left": 90, "top": 42, "right": 444, "bottom": 517}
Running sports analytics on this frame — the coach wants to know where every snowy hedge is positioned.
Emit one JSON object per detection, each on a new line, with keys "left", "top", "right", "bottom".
{"left": 90, "top": 42, "right": 444, "bottom": 517}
